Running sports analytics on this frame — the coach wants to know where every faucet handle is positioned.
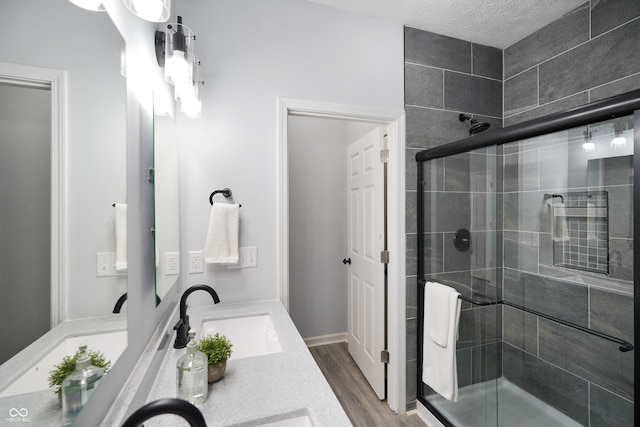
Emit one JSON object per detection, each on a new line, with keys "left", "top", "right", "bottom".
{"left": 173, "top": 318, "right": 184, "bottom": 330}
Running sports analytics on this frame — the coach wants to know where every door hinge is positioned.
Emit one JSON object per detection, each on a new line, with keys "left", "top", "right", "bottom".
{"left": 380, "top": 148, "right": 389, "bottom": 163}
{"left": 381, "top": 349, "right": 390, "bottom": 364}
{"left": 380, "top": 250, "right": 389, "bottom": 264}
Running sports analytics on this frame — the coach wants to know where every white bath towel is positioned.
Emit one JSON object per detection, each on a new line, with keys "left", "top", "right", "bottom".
{"left": 587, "top": 201, "right": 597, "bottom": 243}
{"left": 552, "top": 203, "right": 570, "bottom": 243}
{"left": 114, "top": 203, "right": 127, "bottom": 272}
{"left": 423, "top": 281, "right": 461, "bottom": 402}
{"left": 204, "top": 203, "right": 239, "bottom": 264}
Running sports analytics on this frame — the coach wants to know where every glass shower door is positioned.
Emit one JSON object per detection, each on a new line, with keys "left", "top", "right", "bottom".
{"left": 500, "top": 116, "right": 634, "bottom": 426}
{"left": 418, "top": 114, "right": 634, "bottom": 427}
{"left": 419, "top": 146, "right": 502, "bottom": 427}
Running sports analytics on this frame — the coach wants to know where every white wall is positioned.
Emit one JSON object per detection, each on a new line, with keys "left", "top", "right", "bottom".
{"left": 1, "top": 0, "right": 127, "bottom": 319}
{"left": 176, "top": 0, "right": 404, "bottom": 306}
{"left": 288, "top": 116, "right": 377, "bottom": 338}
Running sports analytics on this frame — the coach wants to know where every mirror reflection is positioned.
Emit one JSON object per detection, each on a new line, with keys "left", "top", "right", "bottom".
{"left": 154, "top": 112, "right": 181, "bottom": 302}
{"left": 0, "top": 0, "right": 127, "bottom": 408}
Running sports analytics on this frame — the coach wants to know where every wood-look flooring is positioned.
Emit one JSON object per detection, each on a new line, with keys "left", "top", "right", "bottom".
{"left": 309, "top": 342, "right": 425, "bottom": 427}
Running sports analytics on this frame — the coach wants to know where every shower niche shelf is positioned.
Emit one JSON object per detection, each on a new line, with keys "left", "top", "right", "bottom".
{"left": 551, "top": 190, "right": 609, "bottom": 274}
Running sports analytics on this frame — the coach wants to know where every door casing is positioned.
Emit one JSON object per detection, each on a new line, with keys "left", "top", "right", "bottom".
{"left": 0, "top": 62, "right": 66, "bottom": 327}
{"left": 277, "top": 97, "right": 406, "bottom": 413}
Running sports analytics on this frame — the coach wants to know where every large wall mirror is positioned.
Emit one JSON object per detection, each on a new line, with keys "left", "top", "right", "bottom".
{"left": 0, "top": 0, "right": 127, "bottom": 420}
{"left": 154, "top": 112, "right": 181, "bottom": 303}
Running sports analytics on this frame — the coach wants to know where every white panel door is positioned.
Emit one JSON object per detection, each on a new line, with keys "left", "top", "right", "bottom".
{"left": 346, "top": 127, "right": 385, "bottom": 399}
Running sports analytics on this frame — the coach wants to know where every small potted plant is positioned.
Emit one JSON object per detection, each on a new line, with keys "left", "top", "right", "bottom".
{"left": 198, "top": 333, "right": 233, "bottom": 383}
{"left": 48, "top": 348, "right": 111, "bottom": 403}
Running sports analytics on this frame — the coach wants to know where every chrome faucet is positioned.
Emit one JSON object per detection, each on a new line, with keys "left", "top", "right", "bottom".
{"left": 121, "top": 397, "right": 207, "bottom": 427}
{"left": 174, "top": 284, "right": 220, "bottom": 348}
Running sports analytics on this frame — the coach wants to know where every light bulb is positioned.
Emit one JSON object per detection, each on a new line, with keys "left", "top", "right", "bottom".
{"left": 582, "top": 141, "right": 595, "bottom": 152}
{"left": 166, "top": 51, "right": 189, "bottom": 86}
{"left": 131, "top": 0, "right": 164, "bottom": 22}
{"left": 181, "top": 98, "right": 201, "bottom": 117}
{"left": 611, "top": 135, "right": 626, "bottom": 147}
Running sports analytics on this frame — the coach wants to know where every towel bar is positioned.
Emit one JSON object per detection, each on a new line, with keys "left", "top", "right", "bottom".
{"left": 209, "top": 188, "right": 241, "bottom": 207}
{"left": 418, "top": 280, "right": 634, "bottom": 352}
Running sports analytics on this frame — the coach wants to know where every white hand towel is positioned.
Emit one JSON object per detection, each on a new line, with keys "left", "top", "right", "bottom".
{"left": 423, "top": 281, "right": 461, "bottom": 402}
{"left": 426, "top": 281, "right": 453, "bottom": 347}
{"left": 114, "top": 203, "right": 127, "bottom": 272}
{"left": 204, "top": 203, "right": 239, "bottom": 264}
{"left": 587, "top": 201, "right": 597, "bottom": 243}
{"left": 552, "top": 203, "right": 569, "bottom": 243}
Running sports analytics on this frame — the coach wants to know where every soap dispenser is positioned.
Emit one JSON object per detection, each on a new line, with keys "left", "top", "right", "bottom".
{"left": 61, "top": 345, "right": 105, "bottom": 426}
{"left": 177, "top": 329, "right": 208, "bottom": 405}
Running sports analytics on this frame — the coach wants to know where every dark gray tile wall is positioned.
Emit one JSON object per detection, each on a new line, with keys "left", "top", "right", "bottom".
{"left": 504, "top": 4, "right": 590, "bottom": 79}
{"left": 591, "top": 0, "right": 640, "bottom": 37}
{"left": 503, "top": 343, "right": 590, "bottom": 425}
{"left": 504, "top": 0, "right": 640, "bottom": 125}
{"left": 405, "top": 0, "right": 639, "bottom": 417}
{"left": 404, "top": 26, "right": 503, "bottom": 406}
{"left": 590, "top": 383, "right": 634, "bottom": 427}
{"left": 498, "top": 0, "right": 638, "bottom": 415}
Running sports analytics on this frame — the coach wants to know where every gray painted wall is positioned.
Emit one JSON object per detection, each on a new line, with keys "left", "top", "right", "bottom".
{"left": 0, "top": 84, "right": 51, "bottom": 364}
{"left": 288, "top": 116, "right": 376, "bottom": 339}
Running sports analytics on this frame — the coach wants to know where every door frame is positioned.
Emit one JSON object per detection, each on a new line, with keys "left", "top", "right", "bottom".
{"left": 0, "top": 62, "right": 67, "bottom": 327}
{"left": 277, "top": 97, "right": 406, "bottom": 413}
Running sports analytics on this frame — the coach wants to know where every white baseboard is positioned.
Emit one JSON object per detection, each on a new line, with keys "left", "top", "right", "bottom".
{"left": 417, "top": 401, "right": 445, "bottom": 427}
{"left": 304, "top": 332, "right": 347, "bottom": 347}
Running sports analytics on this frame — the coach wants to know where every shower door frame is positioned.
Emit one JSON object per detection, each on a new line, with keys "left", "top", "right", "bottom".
{"left": 415, "top": 88, "right": 640, "bottom": 427}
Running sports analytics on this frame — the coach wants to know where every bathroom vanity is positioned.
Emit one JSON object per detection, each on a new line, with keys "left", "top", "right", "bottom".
{"left": 0, "top": 316, "right": 127, "bottom": 425}
{"left": 105, "top": 300, "right": 351, "bottom": 426}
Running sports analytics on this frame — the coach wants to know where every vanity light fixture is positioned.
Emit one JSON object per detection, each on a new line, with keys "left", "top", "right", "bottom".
{"left": 611, "top": 123, "right": 627, "bottom": 148}
{"left": 67, "top": 0, "right": 105, "bottom": 12}
{"left": 582, "top": 131, "right": 595, "bottom": 152}
{"left": 155, "top": 16, "right": 203, "bottom": 118}
{"left": 178, "top": 57, "right": 203, "bottom": 118}
{"left": 123, "top": 0, "right": 171, "bottom": 22}
{"left": 163, "top": 16, "right": 195, "bottom": 88}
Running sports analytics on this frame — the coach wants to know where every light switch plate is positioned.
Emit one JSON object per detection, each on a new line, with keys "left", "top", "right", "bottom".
{"left": 228, "top": 246, "right": 258, "bottom": 269}
{"left": 96, "top": 252, "right": 125, "bottom": 277}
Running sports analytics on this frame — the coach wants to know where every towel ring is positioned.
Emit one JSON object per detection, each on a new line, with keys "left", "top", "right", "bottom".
{"left": 209, "top": 188, "right": 241, "bottom": 207}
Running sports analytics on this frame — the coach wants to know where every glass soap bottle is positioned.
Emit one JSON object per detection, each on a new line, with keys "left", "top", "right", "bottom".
{"left": 177, "top": 329, "right": 208, "bottom": 405}
{"left": 61, "top": 345, "right": 105, "bottom": 426}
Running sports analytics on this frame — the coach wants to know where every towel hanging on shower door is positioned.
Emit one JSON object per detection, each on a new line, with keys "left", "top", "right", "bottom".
{"left": 422, "top": 281, "right": 461, "bottom": 402}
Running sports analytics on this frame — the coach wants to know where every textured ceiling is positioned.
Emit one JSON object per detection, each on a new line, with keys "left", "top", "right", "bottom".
{"left": 306, "top": 0, "right": 587, "bottom": 48}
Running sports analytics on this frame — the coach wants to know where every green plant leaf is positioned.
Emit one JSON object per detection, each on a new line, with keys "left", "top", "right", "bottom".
{"left": 198, "top": 333, "right": 233, "bottom": 367}
{"left": 47, "top": 349, "right": 111, "bottom": 394}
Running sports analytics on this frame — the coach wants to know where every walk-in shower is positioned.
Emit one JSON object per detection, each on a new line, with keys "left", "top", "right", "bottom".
{"left": 416, "top": 90, "right": 640, "bottom": 427}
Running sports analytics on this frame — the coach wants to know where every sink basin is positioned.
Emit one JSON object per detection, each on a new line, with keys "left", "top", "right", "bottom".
{"left": 200, "top": 315, "right": 282, "bottom": 360}
{"left": 0, "top": 330, "right": 127, "bottom": 397}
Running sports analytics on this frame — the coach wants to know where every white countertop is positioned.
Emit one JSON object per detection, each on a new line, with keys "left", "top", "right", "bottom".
{"left": 140, "top": 300, "right": 351, "bottom": 426}
{"left": 0, "top": 315, "right": 127, "bottom": 426}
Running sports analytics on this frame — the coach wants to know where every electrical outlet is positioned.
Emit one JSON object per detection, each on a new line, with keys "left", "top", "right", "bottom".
{"left": 165, "top": 252, "right": 180, "bottom": 275}
{"left": 189, "top": 251, "right": 204, "bottom": 273}
{"left": 96, "top": 252, "right": 125, "bottom": 277}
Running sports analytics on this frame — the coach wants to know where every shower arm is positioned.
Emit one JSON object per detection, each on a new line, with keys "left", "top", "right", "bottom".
{"left": 418, "top": 279, "right": 634, "bottom": 352}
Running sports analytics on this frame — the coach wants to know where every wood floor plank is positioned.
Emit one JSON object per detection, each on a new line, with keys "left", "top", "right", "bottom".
{"left": 310, "top": 342, "right": 425, "bottom": 427}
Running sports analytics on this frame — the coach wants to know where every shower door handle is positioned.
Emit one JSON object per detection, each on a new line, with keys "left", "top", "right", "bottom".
{"left": 342, "top": 258, "right": 351, "bottom": 265}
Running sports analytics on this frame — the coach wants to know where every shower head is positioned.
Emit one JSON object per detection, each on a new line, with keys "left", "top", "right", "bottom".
{"left": 459, "top": 114, "right": 491, "bottom": 135}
